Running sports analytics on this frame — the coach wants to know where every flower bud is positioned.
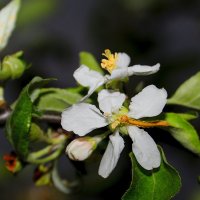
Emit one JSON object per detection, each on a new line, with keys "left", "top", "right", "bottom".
{"left": 33, "top": 164, "right": 52, "bottom": 186}
{"left": 3, "top": 152, "right": 22, "bottom": 174}
{"left": 66, "top": 136, "right": 101, "bottom": 161}
{"left": 0, "top": 51, "right": 26, "bottom": 81}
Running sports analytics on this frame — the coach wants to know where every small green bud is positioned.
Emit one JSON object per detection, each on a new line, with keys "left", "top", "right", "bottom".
{"left": 119, "top": 126, "right": 128, "bottom": 135}
{"left": 0, "top": 51, "right": 27, "bottom": 81}
{"left": 33, "top": 164, "right": 52, "bottom": 186}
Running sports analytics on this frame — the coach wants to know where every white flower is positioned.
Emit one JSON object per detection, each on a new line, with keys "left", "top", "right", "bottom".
{"left": 101, "top": 49, "right": 160, "bottom": 80}
{"left": 61, "top": 85, "right": 167, "bottom": 178}
{"left": 74, "top": 49, "right": 160, "bottom": 100}
{"left": 61, "top": 90, "right": 126, "bottom": 136}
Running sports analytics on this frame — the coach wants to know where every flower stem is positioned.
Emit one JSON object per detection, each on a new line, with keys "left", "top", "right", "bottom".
{"left": 28, "top": 148, "right": 63, "bottom": 164}
{"left": 93, "top": 130, "right": 111, "bottom": 143}
{"left": 28, "top": 145, "right": 53, "bottom": 160}
{"left": 27, "top": 144, "right": 65, "bottom": 164}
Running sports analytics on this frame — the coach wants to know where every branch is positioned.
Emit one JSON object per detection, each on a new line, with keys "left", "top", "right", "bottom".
{"left": 37, "top": 113, "right": 61, "bottom": 124}
{"left": 0, "top": 103, "right": 11, "bottom": 125}
{"left": 0, "top": 103, "right": 61, "bottom": 125}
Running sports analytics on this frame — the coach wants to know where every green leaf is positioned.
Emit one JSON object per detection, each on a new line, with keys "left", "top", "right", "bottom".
{"left": 176, "top": 111, "right": 198, "bottom": 121}
{"left": 6, "top": 77, "right": 52, "bottom": 159}
{"left": 79, "top": 51, "right": 104, "bottom": 74}
{"left": 0, "top": 0, "right": 20, "bottom": 51}
{"left": 0, "top": 51, "right": 27, "bottom": 81}
{"left": 122, "top": 147, "right": 181, "bottom": 200}
{"left": 35, "top": 173, "right": 51, "bottom": 186}
{"left": 164, "top": 113, "right": 200, "bottom": 155}
{"left": 168, "top": 72, "right": 200, "bottom": 110}
{"left": 35, "top": 88, "right": 83, "bottom": 112}
{"left": 29, "top": 123, "right": 44, "bottom": 142}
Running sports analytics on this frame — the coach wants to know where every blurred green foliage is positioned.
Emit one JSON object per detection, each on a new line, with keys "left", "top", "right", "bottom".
{"left": 17, "top": 0, "right": 57, "bottom": 26}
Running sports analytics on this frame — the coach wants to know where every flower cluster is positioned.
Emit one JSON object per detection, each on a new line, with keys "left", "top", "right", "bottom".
{"left": 61, "top": 50, "right": 168, "bottom": 178}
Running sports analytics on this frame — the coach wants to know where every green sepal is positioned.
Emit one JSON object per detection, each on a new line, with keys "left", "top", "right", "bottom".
{"left": 5, "top": 77, "right": 53, "bottom": 159}
{"left": 122, "top": 146, "right": 181, "bottom": 200}
{"left": 168, "top": 71, "right": 200, "bottom": 110}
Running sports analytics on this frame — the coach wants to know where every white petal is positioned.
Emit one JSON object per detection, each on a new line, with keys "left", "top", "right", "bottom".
{"left": 107, "top": 68, "right": 129, "bottom": 80}
{"left": 0, "top": 0, "right": 20, "bottom": 51}
{"left": 98, "top": 130, "right": 125, "bottom": 178}
{"left": 128, "top": 126, "right": 161, "bottom": 170}
{"left": 107, "top": 63, "right": 160, "bottom": 81}
{"left": 128, "top": 85, "right": 167, "bottom": 119}
{"left": 61, "top": 103, "right": 108, "bottom": 136}
{"left": 128, "top": 63, "right": 160, "bottom": 76}
{"left": 116, "top": 53, "right": 131, "bottom": 68}
{"left": 73, "top": 65, "right": 105, "bottom": 97}
{"left": 98, "top": 89, "right": 126, "bottom": 114}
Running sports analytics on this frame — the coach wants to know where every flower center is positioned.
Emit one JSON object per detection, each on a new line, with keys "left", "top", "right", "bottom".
{"left": 101, "top": 49, "right": 118, "bottom": 73}
{"left": 108, "top": 107, "right": 128, "bottom": 130}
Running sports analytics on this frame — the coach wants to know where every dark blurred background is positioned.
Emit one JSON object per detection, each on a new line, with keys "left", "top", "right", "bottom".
{"left": 0, "top": 0, "right": 200, "bottom": 199}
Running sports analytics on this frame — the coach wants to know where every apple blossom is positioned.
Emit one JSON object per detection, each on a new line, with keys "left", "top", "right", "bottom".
{"left": 61, "top": 85, "right": 168, "bottom": 178}
{"left": 74, "top": 49, "right": 160, "bottom": 100}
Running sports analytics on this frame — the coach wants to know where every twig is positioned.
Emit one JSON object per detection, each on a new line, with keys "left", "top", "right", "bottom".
{"left": 0, "top": 103, "right": 61, "bottom": 125}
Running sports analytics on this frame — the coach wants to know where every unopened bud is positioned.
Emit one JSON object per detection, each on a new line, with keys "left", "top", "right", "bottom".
{"left": 3, "top": 152, "right": 22, "bottom": 174}
{"left": 66, "top": 136, "right": 101, "bottom": 161}
{"left": 33, "top": 164, "right": 52, "bottom": 186}
{"left": 1, "top": 51, "right": 26, "bottom": 81}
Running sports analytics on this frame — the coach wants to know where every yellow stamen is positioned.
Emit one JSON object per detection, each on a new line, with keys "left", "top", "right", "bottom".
{"left": 110, "top": 120, "right": 120, "bottom": 130}
{"left": 120, "top": 115, "right": 169, "bottom": 128}
{"left": 101, "top": 49, "right": 118, "bottom": 73}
